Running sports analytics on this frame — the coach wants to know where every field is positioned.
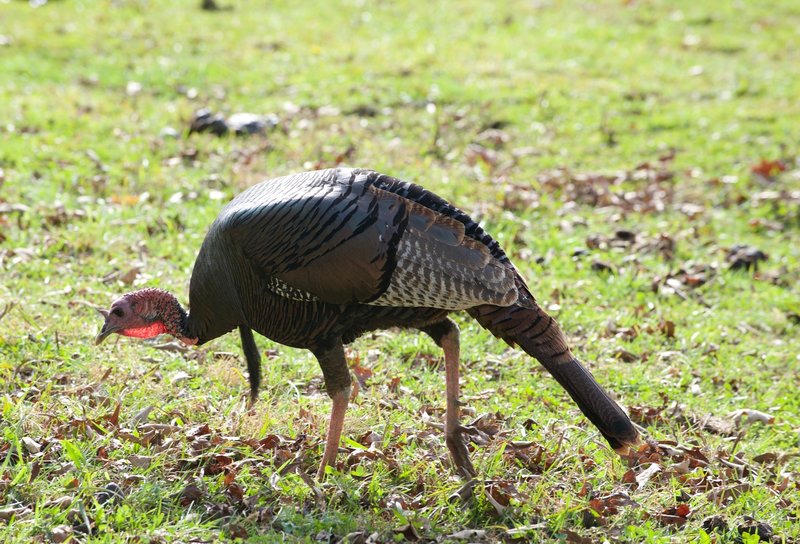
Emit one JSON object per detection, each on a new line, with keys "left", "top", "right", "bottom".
{"left": 1, "top": 0, "right": 799, "bottom": 542}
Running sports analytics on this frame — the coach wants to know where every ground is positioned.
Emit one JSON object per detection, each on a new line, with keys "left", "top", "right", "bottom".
{"left": 1, "top": 0, "right": 799, "bottom": 542}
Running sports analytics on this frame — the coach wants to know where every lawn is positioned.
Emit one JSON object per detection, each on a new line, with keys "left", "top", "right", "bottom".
{"left": 1, "top": 0, "right": 799, "bottom": 542}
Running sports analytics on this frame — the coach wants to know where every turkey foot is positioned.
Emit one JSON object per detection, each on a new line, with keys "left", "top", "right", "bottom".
{"left": 423, "top": 319, "right": 477, "bottom": 479}
{"left": 446, "top": 430, "right": 476, "bottom": 479}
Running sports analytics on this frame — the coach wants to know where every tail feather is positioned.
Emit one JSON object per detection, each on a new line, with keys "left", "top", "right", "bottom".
{"left": 469, "top": 294, "right": 639, "bottom": 451}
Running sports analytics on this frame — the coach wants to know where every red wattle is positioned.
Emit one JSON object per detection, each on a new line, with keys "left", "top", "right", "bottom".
{"left": 122, "top": 322, "right": 169, "bottom": 339}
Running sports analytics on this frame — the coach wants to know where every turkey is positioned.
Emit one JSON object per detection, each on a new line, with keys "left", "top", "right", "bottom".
{"left": 96, "top": 168, "right": 639, "bottom": 478}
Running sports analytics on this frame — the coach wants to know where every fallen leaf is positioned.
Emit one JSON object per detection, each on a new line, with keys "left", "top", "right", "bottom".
{"left": 737, "top": 517, "right": 774, "bottom": 542}
{"left": 129, "top": 406, "right": 154, "bottom": 426}
{"left": 612, "top": 348, "right": 639, "bottom": 363}
{"left": 226, "top": 523, "right": 248, "bottom": 539}
{"left": 654, "top": 503, "right": 691, "bottom": 526}
{"left": 729, "top": 409, "right": 774, "bottom": 426}
{"left": 727, "top": 245, "right": 768, "bottom": 271}
{"left": 180, "top": 482, "right": 204, "bottom": 506}
{"left": 446, "top": 529, "right": 486, "bottom": 540}
{"left": 702, "top": 515, "right": 728, "bottom": 534}
{"left": 591, "top": 260, "right": 615, "bottom": 274}
{"left": 50, "top": 525, "right": 73, "bottom": 543}
{"left": 22, "top": 437, "right": 41, "bottom": 454}
{"left": 0, "top": 506, "right": 33, "bottom": 522}
{"left": 170, "top": 370, "right": 191, "bottom": 384}
{"left": 635, "top": 463, "right": 662, "bottom": 489}
{"left": 129, "top": 454, "right": 152, "bottom": 469}
{"left": 394, "top": 524, "right": 421, "bottom": 541}
{"left": 750, "top": 158, "right": 786, "bottom": 178}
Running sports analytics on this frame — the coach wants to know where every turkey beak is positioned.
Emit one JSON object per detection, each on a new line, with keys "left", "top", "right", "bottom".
{"left": 95, "top": 308, "right": 117, "bottom": 345}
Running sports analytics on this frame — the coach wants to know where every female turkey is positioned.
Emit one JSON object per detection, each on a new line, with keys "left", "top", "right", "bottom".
{"left": 96, "top": 168, "right": 639, "bottom": 478}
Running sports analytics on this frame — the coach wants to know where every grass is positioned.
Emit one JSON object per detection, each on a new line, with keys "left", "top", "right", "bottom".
{"left": 1, "top": 0, "right": 799, "bottom": 541}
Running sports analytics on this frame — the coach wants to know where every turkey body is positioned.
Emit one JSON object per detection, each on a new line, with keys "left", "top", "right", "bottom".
{"left": 187, "top": 169, "right": 512, "bottom": 347}
{"left": 181, "top": 168, "right": 638, "bottom": 477}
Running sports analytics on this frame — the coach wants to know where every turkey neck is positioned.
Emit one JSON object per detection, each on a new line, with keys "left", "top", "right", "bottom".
{"left": 186, "top": 229, "right": 247, "bottom": 344}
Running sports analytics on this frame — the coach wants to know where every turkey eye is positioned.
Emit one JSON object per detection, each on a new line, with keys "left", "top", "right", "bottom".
{"left": 111, "top": 308, "right": 124, "bottom": 317}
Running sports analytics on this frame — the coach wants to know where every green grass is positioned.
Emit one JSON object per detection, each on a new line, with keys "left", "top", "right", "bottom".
{"left": 1, "top": 0, "right": 799, "bottom": 541}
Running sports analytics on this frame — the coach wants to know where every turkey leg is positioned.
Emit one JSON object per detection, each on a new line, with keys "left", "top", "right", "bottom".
{"left": 313, "top": 341, "right": 352, "bottom": 479}
{"left": 423, "top": 319, "right": 477, "bottom": 478}
{"left": 317, "top": 387, "right": 350, "bottom": 479}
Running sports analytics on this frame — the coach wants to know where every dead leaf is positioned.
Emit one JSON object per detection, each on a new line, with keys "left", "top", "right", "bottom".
{"left": 751, "top": 158, "right": 786, "bottom": 178}
{"left": 612, "top": 348, "right": 639, "bottom": 363}
{"left": 737, "top": 517, "right": 774, "bottom": 542}
{"left": 349, "top": 357, "right": 373, "bottom": 389}
{"left": 727, "top": 245, "right": 768, "bottom": 271}
{"left": 635, "top": 463, "right": 662, "bottom": 489}
{"left": 50, "top": 525, "right": 73, "bottom": 543}
{"left": 752, "top": 451, "right": 797, "bottom": 465}
{"left": 179, "top": 482, "right": 204, "bottom": 506}
{"left": 446, "top": 529, "right": 486, "bottom": 540}
{"left": 129, "top": 454, "right": 152, "bottom": 469}
{"left": 729, "top": 409, "right": 774, "bottom": 426}
{"left": 707, "top": 482, "right": 751, "bottom": 503}
{"left": 591, "top": 260, "right": 615, "bottom": 274}
{"left": 226, "top": 481, "right": 245, "bottom": 503}
{"left": 702, "top": 515, "right": 728, "bottom": 534}
{"left": 394, "top": 524, "right": 421, "bottom": 541}
{"left": 22, "top": 437, "right": 41, "bottom": 454}
{"left": 654, "top": 503, "right": 691, "bottom": 526}
{"left": 96, "top": 483, "right": 123, "bottom": 506}
{"left": 129, "top": 406, "right": 154, "bottom": 426}
{"left": 170, "top": 370, "right": 192, "bottom": 384}
{"left": 0, "top": 506, "right": 33, "bottom": 522}
{"left": 226, "top": 523, "right": 248, "bottom": 539}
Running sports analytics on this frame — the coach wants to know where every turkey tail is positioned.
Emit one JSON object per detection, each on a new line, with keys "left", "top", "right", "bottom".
{"left": 468, "top": 290, "right": 639, "bottom": 451}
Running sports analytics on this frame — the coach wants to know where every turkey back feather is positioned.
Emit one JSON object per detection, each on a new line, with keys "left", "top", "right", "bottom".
{"left": 215, "top": 169, "right": 518, "bottom": 310}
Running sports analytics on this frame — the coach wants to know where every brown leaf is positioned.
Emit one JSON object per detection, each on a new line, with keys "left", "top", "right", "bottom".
{"left": 350, "top": 360, "right": 373, "bottom": 389}
{"left": 226, "top": 482, "right": 245, "bottom": 503}
{"left": 751, "top": 158, "right": 786, "bottom": 178}
{"left": 702, "top": 515, "right": 728, "bottom": 534}
{"left": 588, "top": 491, "right": 639, "bottom": 516}
{"left": 129, "top": 454, "right": 152, "bottom": 469}
{"left": 180, "top": 482, "right": 204, "bottom": 506}
{"left": 562, "top": 529, "right": 594, "bottom": 544}
{"left": 0, "top": 506, "right": 33, "bottom": 522}
{"left": 612, "top": 348, "right": 639, "bottom": 363}
{"left": 591, "top": 260, "right": 615, "bottom": 274}
{"left": 104, "top": 403, "right": 121, "bottom": 427}
{"left": 394, "top": 524, "right": 421, "bottom": 541}
{"left": 737, "top": 518, "right": 774, "bottom": 542}
{"left": 50, "top": 525, "right": 73, "bottom": 543}
{"left": 653, "top": 503, "right": 691, "bottom": 526}
{"left": 752, "top": 451, "right": 797, "bottom": 465}
{"left": 707, "top": 482, "right": 751, "bottom": 503}
{"left": 226, "top": 523, "right": 249, "bottom": 539}
{"left": 727, "top": 245, "right": 768, "bottom": 271}
{"left": 187, "top": 423, "right": 212, "bottom": 438}
{"left": 207, "top": 454, "right": 234, "bottom": 475}
{"left": 729, "top": 409, "right": 774, "bottom": 426}
{"left": 356, "top": 431, "right": 383, "bottom": 446}
{"left": 118, "top": 266, "right": 141, "bottom": 285}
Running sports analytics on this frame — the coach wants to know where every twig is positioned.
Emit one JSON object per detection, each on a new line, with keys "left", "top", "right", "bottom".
{"left": 0, "top": 302, "right": 14, "bottom": 322}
